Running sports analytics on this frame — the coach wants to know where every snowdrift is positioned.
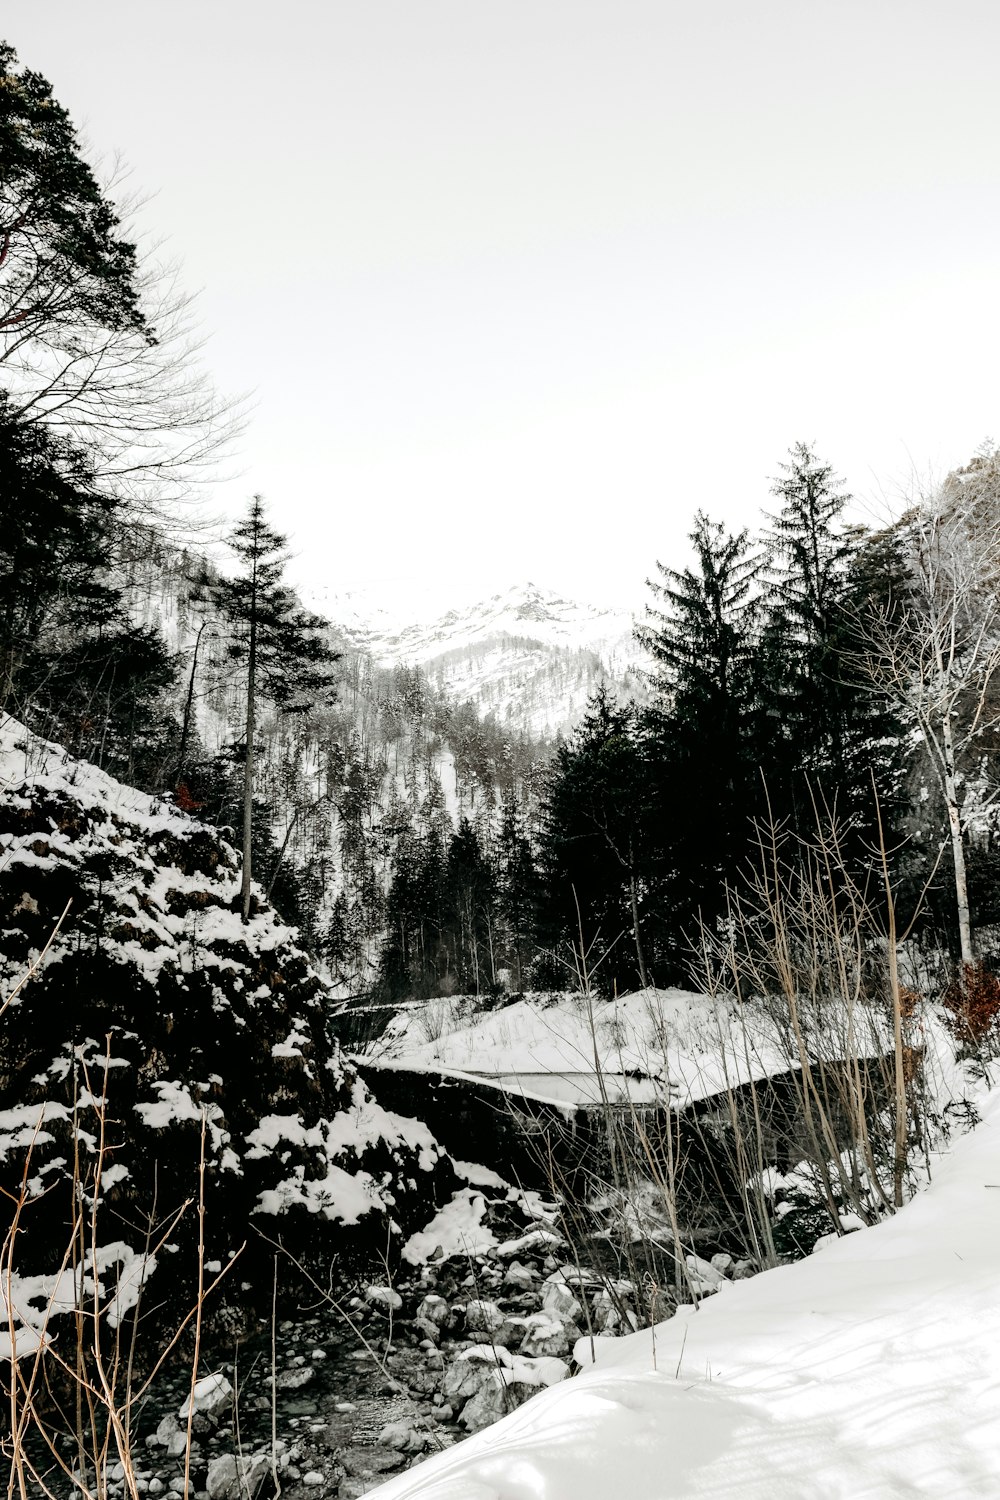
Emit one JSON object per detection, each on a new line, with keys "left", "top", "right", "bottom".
{"left": 378, "top": 987, "right": 811, "bottom": 1107}
{"left": 371, "top": 1086, "right": 1000, "bottom": 1498}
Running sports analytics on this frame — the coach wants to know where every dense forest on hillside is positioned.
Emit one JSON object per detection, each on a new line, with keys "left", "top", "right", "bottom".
{"left": 536, "top": 445, "right": 1000, "bottom": 996}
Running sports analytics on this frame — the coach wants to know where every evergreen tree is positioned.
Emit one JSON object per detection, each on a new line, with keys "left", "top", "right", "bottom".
{"left": 639, "top": 511, "right": 761, "bottom": 715}
{"left": 495, "top": 788, "right": 540, "bottom": 992}
{"left": 0, "top": 396, "right": 119, "bottom": 710}
{"left": 536, "top": 690, "right": 654, "bottom": 993}
{"left": 638, "top": 513, "right": 767, "bottom": 936}
{"left": 444, "top": 817, "right": 497, "bottom": 994}
{"left": 0, "top": 395, "right": 179, "bottom": 783}
{"left": 763, "top": 442, "right": 860, "bottom": 796}
{"left": 764, "top": 442, "right": 904, "bottom": 844}
{"left": 766, "top": 443, "right": 856, "bottom": 650}
{"left": 0, "top": 41, "right": 146, "bottom": 356}
{"left": 211, "top": 496, "right": 340, "bottom": 921}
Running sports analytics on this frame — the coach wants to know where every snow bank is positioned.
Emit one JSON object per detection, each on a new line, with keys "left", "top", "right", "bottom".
{"left": 0, "top": 718, "right": 453, "bottom": 1333}
{"left": 371, "top": 1089, "right": 1000, "bottom": 1498}
{"left": 379, "top": 988, "right": 802, "bottom": 1107}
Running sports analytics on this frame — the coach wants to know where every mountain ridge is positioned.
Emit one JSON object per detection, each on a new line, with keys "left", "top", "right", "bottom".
{"left": 312, "top": 580, "right": 650, "bottom": 738}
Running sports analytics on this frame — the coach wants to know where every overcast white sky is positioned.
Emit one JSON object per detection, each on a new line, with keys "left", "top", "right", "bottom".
{"left": 8, "top": 2, "right": 1000, "bottom": 613}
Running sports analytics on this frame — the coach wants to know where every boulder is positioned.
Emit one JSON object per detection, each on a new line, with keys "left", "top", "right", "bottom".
{"left": 464, "top": 1298, "right": 506, "bottom": 1336}
{"left": 179, "top": 1372, "right": 234, "bottom": 1424}
{"left": 205, "top": 1453, "right": 269, "bottom": 1500}
{"left": 443, "top": 1343, "right": 511, "bottom": 1406}
{"left": 541, "top": 1274, "right": 583, "bottom": 1324}
{"left": 378, "top": 1420, "right": 435, "bottom": 1454}
{"left": 459, "top": 1355, "right": 569, "bottom": 1433}
{"left": 591, "top": 1289, "right": 624, "bottom": 1334}
{"left": 365, "top": 1285, "right": 403, "bottom": 1312}
{"left": 502, "top": 1260, "right": 538, "bottom": 1292}
{"left": 686, "top": 1253, "right": 726, "bottom": 1295}
{"left": 518, "top": 1312, "right": 571, "bottom": 1358}
{"left": 416, "top": 1293, "right": 450, "bottom": 1326}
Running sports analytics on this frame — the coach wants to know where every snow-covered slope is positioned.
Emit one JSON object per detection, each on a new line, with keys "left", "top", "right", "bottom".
{"left": 317, "top": 582, "right": 649, "bottom": 738}
{"left": 0, "top": 718, "right": 453, "bottom": 1337}
{"left": 372, "top": 1082, "right": 1000, "bottom": 1499}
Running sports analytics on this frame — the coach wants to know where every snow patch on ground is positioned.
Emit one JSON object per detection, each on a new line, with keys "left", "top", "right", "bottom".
{"left": 402, "top": 1188, "right": 499, "bottom": 1265}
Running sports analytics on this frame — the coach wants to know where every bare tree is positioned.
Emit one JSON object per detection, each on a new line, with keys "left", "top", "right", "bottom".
{"left": 0, "top": 45, "right": 244, "bottom": 523}
{"left": 861, "top": 452, "right": 1000, "bottom": 964}
{"left": 2, "top": 195, "right": 246, "bottom": 525}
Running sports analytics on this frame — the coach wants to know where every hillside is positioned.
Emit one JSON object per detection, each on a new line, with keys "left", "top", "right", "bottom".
{"left": 113, "top": 534, "right": 558, "bottom": 992}
{"left": 0, "top": 717, "right": 454, "bottom": 1345}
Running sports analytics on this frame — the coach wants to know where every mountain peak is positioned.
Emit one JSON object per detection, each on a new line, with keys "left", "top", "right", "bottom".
{"left": 323, "top": 581, "right": 648, "bottom": 738}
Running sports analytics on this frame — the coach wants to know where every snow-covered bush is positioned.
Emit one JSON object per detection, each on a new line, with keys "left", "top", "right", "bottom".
{"left": 0, "top": 724, "right": 454, "bottom": 1349}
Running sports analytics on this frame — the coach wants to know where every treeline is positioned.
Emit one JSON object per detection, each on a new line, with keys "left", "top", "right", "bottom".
{"left": 376, "top": 441, "right": 1000, "bottom": 1002}
{"left": 325, "top": 446, "right": 1000, "bottom": 1003}
{"left": 535, "top": 444, "right": 1000, "bottom": 993}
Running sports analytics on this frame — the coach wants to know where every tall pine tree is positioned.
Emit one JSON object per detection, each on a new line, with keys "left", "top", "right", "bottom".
{"left": 536, "top": 690, "right": 654, "bottom": 992}
{"left": 211, "top": 496, "right": 340, "bottom": 921}
{"left": 638, "top": 513, "right": 766, "bottom": 941}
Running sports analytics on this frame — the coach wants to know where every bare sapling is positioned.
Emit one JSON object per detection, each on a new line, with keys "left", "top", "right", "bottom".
{"left": 1, "top": 1054, "right": 243, "bottom": 1499}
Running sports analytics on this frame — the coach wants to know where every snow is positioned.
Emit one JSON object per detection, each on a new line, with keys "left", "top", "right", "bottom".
{"left": 0, "top": 1101, "right": 70, "bottom": 1161}
{"left": 0, "top": 716, "right": 304, "bottom": 994}
{"left": 314, "top": 581, "right": 648, "bottom": 737}
{"left": 1, "top": 1241, "right": 157, "bottom": 1359}
{"left": 371, "top": 1086, "right": 1000, "bottom": 1499}
{"left": 377, "top": 988, "right": 805, "bottom": 1109}
{"left": 402, "top": 1187, "right": 498, "bottom": 1265}
{"left": 245, "top": 1083, "right": 444, "bottom": 1225}
{"left": 450, "top": 1159, "right": 513, "bottom": 1191}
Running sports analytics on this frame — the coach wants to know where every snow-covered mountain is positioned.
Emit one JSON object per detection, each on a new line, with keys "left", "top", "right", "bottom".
{"left": 314, "top": 582, "right": 650, "bottom": 739}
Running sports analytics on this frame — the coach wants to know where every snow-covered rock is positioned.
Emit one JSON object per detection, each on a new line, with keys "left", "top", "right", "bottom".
{"left": 518, "top": 1311, "right": 571, "bottom": 1358}
{"left": 179, "top": 1372, "right": 233, "bottom": 1422}
{"left": 541, "top": 1273, "right": 583, "bottom": 1323}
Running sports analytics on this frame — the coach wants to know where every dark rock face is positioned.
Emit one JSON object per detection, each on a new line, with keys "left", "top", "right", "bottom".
{"left": 0, "top": 724, "right": 454, "bottom": 1341}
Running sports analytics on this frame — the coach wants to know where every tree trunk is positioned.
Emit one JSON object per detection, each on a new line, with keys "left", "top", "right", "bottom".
{"left": 942, "top": 713, "right": 974, "bottom": 964}
{"left": 240, "top": 614, "right": 257, "bottom": 924}
{"left": 628, "top": 858, "right": 649, "bottom": 989}
{"left": 175, "top": 620, "right": 209, "bottom": 787}
{"left": 265, "top": 806, "right": 301, "bottom": 902}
